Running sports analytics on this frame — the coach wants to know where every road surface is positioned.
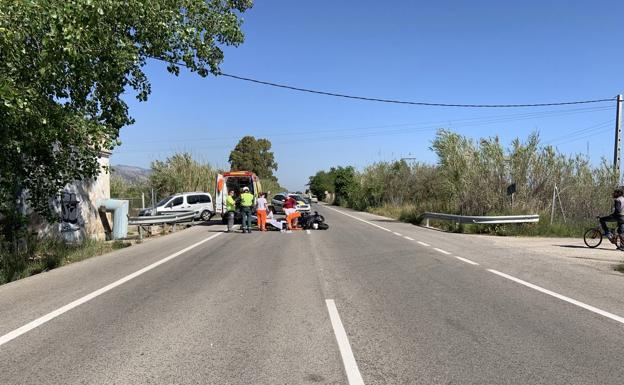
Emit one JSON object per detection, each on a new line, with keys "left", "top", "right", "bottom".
{"left": 2, "top": 205, "right": 624, "bottom": 384}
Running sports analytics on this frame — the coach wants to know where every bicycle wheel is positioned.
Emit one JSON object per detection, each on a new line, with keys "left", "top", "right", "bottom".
{"left": 583, "top": 228, "right": 602, "bottom": 248}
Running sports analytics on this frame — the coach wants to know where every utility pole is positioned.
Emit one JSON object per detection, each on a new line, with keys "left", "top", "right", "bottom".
{"left": 614, "top": 94, "right": 623, "bottom": 181}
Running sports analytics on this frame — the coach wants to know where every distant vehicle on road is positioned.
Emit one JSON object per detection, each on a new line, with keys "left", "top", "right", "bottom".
{"left": 310, "top": 195, "right": 318, "bottom": 203}
{"left": 214, "top": 171, "right": 263, "bottom": 222}
{"left": 271, "top": 192, "right": 311, "bottom": 213}
{"left": 139, "top": 192, "right": 213, "bottom": 221}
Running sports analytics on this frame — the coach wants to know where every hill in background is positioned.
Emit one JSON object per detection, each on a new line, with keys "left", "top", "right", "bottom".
{"left": 111, "top": 164, "right": 151, "bottom": 184}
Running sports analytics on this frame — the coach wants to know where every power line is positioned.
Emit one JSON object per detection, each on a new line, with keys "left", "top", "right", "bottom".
{"left": 149, "top": 57, "right": 616, "bottom": 108}
{"left": 544, "top": 120, "right": 614, "bottom": 145}
{"left": 218, "top": 73, "right": 615, "bottom": 108}
{"left": 551, "top": 126, "right": 613, "bottom": 146}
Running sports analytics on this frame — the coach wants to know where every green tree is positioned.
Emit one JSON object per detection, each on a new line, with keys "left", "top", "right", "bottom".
{"left": 0, "top": 1, "right": 252, "bottom": 241}
{"left": 308, "top": 171, "right": 335, "bottom": 198}
{"left": 331, "top": 166, "right": 360, "bottom": 206}
{"left": 228, "top": 136, "right": 278, "bottom": 179}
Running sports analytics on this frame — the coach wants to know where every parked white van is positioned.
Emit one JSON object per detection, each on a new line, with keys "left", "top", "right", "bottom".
{"left": 141, "top": 192, "right": 213, "bottom": 221}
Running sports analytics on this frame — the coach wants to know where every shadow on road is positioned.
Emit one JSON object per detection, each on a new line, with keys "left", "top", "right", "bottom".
{"left": 197, "top": 219, "right": 224, "bottom": 227}
{"left": 557, "top": 244, "right": 594, "bottom": 249}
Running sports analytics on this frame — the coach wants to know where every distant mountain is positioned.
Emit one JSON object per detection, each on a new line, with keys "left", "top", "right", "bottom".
{"left": 111, "top": 164, "right": 152, "bottom": 184}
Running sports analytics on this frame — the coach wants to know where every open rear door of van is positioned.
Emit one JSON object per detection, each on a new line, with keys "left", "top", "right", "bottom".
{"left": 215, "top": 173, "right": 226, "bottom": 215}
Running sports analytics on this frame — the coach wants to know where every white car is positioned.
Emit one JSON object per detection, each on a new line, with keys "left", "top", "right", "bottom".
{"left": 140, "top": 192, "right": 213, "bottom": 221}
{"left": 271, "top": 193, "right": 311, "bottom": 213}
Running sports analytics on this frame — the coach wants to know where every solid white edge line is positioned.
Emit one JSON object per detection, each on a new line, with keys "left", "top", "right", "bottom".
{"left": 404, "top": 236, "right": 414, "bottom": 241}
{"left": 487, "top": 269, "right": 624, "bottom": 325}
{"left": 324, "top": 206, "right": 392, "bottom": 232}
{"left": 455, "top": 256, "right": 479, "bottom": 265}
{"left": 433, "top": 247, "right": 451, "bottom": 255}
{"left": 0, "top": 232, "right": 223, "bottom": 347}
{"left": 417, "top": 241, "right": 430, "bottom": 247}
{"left": 325, "top": 299, "right": 365, "bottom": 385}
{"left": 393, "top": 232, "right": 402, "bottom": 236}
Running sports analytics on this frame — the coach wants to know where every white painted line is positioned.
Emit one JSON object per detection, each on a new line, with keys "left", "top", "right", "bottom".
{"left": 433, "top": 247, "right": 451, "bottom": 255}
{"left": 455, "top": 256, "right": 479, "bottom": 265}
{"left": 393, "top": 232, "right": 402, "bottom": 236}
{"left": 487, "top": 269, "right": 624, "bottom": 325}
{"left": 325, "top": 206, "right": 392, "bottom": 232}
{"left": 0, "top": 232, "right": 223, "bottom": 347}
{"left": 306, "top": 229, "right": 311, "bottom": 234}
{"left": 417, "top": 241, "right": 430, "bottom": 247}
{"left": 403, "top": 236, "right": 414, "bottom": 241}
{"left": 325, "top": 299, "right": 365, "bottom": 385}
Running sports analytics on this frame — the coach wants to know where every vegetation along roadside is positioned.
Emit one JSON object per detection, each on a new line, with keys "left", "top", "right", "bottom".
{"left": 309, "top": 130, "right": 615, "bottom": 237}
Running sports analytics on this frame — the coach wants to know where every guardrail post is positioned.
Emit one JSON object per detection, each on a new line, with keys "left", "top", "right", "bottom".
{"left": 138, "top": 225, "right": 143, "bottom": 241}
{"left": 425, "top": 218, "right": 430, "bottom": 228}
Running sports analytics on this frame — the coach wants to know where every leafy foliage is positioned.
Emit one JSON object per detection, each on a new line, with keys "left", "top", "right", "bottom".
{"left": 308, "top": 166, "right": 361, "bottom": 205}
{"left": 150, "top": 153, "right": 217, "bottom": 196}
{"left": 0, "top": 0, "right": 252, "bottom": 230}
{"left": 311, "top": 130, "right": 618, "bottom": 232}
{"left": 308, "top": 170, "right": 335, "bottom": 198}
{"left": 228, "top": 136, "right": 278, "bottom": 179}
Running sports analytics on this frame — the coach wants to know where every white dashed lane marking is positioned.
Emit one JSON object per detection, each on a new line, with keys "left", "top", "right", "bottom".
{"left": 455, "top": 256, "right": 479, "bottom": 265}
{"left": 327, "top": 205, "right": 624, "bottom": 329}
{"left": 488, "top": 269, "right": 624, "bottom": 325}
{"left": 326, "top": 299, "right": 366, "bottom": 385}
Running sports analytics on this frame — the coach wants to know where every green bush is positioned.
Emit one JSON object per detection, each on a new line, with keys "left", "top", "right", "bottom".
{"left": 0, "top": 237, "right": 131, "bottom": 285}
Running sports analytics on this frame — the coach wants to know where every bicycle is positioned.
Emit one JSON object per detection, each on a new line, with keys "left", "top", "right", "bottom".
{"left": 583, "top": 216, "right": 624, "bottom": 249}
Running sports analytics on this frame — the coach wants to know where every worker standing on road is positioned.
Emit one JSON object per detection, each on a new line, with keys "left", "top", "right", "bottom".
{"left": 256, "top": 192, "right": 268, "bottom": 232}
{"left": 225, "top": 190, "right": 236, "bottom": 233}
{"left": 240, "top": 187, "right": 255, "bottom": 233}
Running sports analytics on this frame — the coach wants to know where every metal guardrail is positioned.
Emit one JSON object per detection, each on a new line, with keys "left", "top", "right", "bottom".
{"left": 422, "top": 212, "right": 540, "bottom": 227}
{"left": 128, "top": 211, "right": 197, "bottom": 239}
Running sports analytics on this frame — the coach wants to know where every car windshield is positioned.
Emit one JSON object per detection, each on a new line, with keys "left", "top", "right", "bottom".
{"left": 156, "top": 195, "right": 173, "bottom": 207}
{"left": 292, "top": 195, "right": 306, "bottom": 203}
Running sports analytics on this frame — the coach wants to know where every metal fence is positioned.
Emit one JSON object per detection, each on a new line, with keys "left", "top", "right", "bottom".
{"left": 422, "top": 212, "right": 540, "bottom": 227}
{"left": 128, "top": 211, "right": 197, "bottom": 240}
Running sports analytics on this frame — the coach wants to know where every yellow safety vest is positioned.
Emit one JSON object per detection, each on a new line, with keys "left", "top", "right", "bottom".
{"left": 226, "top": 195, "right": 236, "bottom": 211}
{"left": 240, "top": 192, "right": 254, "bottom": 207}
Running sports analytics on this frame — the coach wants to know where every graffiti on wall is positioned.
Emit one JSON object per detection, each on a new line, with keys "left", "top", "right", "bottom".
{"left": 60, "top": 191, "right": 82, "bottom": 232}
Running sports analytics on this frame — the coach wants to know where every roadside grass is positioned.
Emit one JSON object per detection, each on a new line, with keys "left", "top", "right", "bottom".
{"left": 366, "top": 204, "right": 591, "bottom": 238}
{"left": 1, "top": 238, "right": 131, "bottom": 285}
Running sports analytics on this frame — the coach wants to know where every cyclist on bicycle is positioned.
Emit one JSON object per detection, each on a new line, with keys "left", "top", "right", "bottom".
{"left": 599, "top": 188, "right": 624, "bottom": 244}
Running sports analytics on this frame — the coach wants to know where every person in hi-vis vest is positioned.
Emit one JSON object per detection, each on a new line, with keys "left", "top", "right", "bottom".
{"left": 225, "top": 190, "right": 236, "bottom": 233}
{"left": 239, "top": 187, "right": 255, "bottom": 233}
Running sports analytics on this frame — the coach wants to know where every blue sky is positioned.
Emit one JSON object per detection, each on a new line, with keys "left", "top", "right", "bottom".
{"left": 111, "top": 0, "right": 624, "bottom": 191}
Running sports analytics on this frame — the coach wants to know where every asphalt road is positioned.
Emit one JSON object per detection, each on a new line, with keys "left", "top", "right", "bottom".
{"left": 2, "top": 205, "right": 624, "bottom": 384}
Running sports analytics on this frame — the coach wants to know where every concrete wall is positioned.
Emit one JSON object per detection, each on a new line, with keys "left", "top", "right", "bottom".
{"left": 36, "top": 151, "right": 112, "bottom": 242}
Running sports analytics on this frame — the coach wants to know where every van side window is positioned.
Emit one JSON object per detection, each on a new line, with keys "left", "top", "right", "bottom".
{"left": 187, "top": 195, "right": 200, "bottom": 204}
{"left": 199, "top": 194, "right": 211, "bottom": 203}
{"left": 171, "top": 197, "right": 184, "bottom": 207}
